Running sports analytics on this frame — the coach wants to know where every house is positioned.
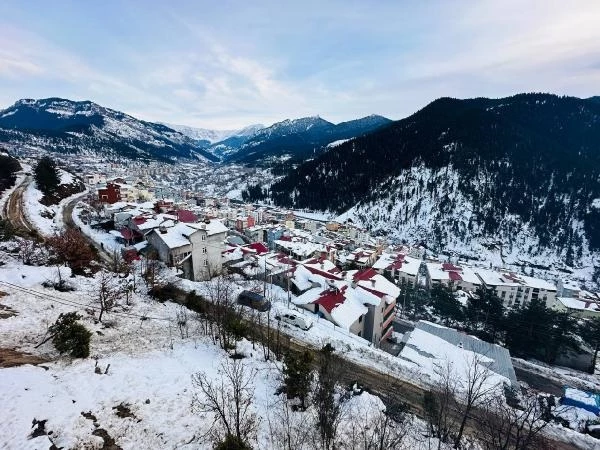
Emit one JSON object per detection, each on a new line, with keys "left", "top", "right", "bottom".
{"left": 424, "top": 262, "right": 481, "bottom": 292}
{"left": 551, "top": 297, "right": 600, "bottom": 318}
{"left": 292, "top": 265, "right": 398, "bottom": 346}
{"left": 97, "top": 182, "right": 122, "bottom": 204}
{"left": 146, "top": 219, "right": 228, "bottom": 281}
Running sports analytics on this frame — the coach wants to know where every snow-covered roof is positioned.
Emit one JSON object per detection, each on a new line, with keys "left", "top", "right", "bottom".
{"left": 426, "top": 262, "right": 450, "bottom": 282}
{"left": 556, "top": 297, "right": 600, "bottom": 312}
{"left": 150, "top": 223, "right": 196, "bottom": 249}
{"left": 400, "top": 321, "right": 517, "bottom": 388}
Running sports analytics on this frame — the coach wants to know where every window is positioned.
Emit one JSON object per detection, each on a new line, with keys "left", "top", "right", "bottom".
{"left": 202, "top": 247, "right": 207, "bottom": 254}
{"left": 203, "top": 259, "right": 208, "bottom": 266}
{"left": 201, "top": 234, "right": 206, "bottom": 241}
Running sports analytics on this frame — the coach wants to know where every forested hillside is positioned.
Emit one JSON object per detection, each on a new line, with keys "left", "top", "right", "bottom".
{"left": 251, "top": 94, "right": 600, "bottom": 272}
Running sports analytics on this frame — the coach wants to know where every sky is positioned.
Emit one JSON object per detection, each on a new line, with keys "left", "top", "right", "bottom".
{"left": 1, "top": 1, "right": 600, "bottom": 129}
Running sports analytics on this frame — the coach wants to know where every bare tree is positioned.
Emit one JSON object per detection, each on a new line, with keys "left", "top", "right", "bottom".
{"left": 191, "top": 358, "right": 259, "bottom": 448}
{"left": 95, "top": 270, "right": 125, "bottom": 322}
{"left": 47, "top": 228, "right": 95, "bottom": 272}
{"left": 453, "top": 354, "right": 499, "bottom": 448}
{"left": 423, "top": 360, "right": 460, "bottom": 448}
{"left": 476, "top": 394, "right": 552, "bottom": 450}
{"left": 265, "top": 395, "right": 314, "bottom": 450}
{"left": 314, "top": 343, "right": 350, "bottom": 450}
{"left": 342, "top": 392, "right": 409, "bottom": 450}
{"left": 19, "top": 239, "right": 42, "bottom": 265}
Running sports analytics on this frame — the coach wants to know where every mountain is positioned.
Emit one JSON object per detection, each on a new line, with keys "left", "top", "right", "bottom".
{"left": 168, "top": 123, "right": 265, "bottom": 160}
{"left": 162, "top": 123, "right": 264, "bottom": 146}
{"left": 253, "top": 94, "right": 600, "bottom": 274}
{"left": 222, "top": 114, "right": 392, "bottom": 164}
{"left": 0, "top": 98, "right": 218, "bottom": 162}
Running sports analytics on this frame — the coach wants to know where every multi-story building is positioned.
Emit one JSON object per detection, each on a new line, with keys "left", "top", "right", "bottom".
{"left": 146, "top": 219, "right": 228, "bottom": 281}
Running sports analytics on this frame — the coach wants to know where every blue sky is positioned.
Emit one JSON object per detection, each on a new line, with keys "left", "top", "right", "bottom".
{"left": 1, "top": 1, "right": 599, "bottom": 128}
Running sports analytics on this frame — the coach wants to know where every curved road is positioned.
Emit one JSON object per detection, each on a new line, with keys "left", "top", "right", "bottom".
{"left": 62, "top": 193, "right": 113, "bottom": 263}
{"left": 2, "top": 175, "right": 36, "bottom": 236}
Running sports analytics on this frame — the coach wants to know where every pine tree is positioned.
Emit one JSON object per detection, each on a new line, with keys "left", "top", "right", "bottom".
{"left": 580, "top": 318, "right": 600, "bottom": 373}
{"left": 48, "top": 312, "right": 92, "bottom": 358}
{"left": 430, "top": 284, "right": 464, "bottom": 325}
{"left": 34, "top": 156, "right": 60, "bottom": 196}
{"left": 282, "top": 350, "right": 313, "bottom": 410}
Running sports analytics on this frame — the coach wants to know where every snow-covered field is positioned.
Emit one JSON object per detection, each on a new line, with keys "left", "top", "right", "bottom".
{"left": 0, "top": 254, "right": 446, "bottom": 450}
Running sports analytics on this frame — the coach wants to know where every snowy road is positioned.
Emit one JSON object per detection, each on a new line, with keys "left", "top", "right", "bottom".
{"left": 2, "top": 175, "right": 36, "bottom": 235}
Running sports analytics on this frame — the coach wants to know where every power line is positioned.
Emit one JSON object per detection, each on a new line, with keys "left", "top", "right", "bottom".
{"left": 0, "top": 280, "right": 173, "bottom": 322}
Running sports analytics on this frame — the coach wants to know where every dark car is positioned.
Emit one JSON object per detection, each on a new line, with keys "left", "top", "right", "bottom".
{"left": 237, "top": 290, "right": 271, "bottom": 312}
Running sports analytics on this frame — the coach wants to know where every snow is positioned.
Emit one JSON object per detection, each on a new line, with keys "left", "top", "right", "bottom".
{"left": 556, "top": 297, "right": 600, "bottom": 312}
{"left": 0, "top": 253, "right": 443, "bottom": 450}
{"left": 326, "top": 138, "right": 350, "bottom": 148}
{"left": 400, "top": 326, "right": 508, "bottom": 393}
{"left": 22, "top": 170, "right": 85, "bottom": 237}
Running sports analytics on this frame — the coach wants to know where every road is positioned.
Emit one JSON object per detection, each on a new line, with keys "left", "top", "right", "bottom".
{"left": 2, "top": 175, "right": 36, "bottom": 236}
{"left": 62, "top": 193, "right": 113, "bottom": 264}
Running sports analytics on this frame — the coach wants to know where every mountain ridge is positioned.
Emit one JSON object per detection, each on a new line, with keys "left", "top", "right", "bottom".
{"left": 0, "top": 97, "right": 218, "bottom": 162}
{"left": 248, "top": 93, "right": 600, "bottom": 279}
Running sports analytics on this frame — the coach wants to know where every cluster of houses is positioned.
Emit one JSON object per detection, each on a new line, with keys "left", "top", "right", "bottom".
{"left": 93, "top": 179, "right": 600, "bottom": 349}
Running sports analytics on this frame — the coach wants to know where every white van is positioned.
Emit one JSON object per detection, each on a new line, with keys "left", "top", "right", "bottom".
{"left": 275, "top": 311, "right": 313, "bottom": 330}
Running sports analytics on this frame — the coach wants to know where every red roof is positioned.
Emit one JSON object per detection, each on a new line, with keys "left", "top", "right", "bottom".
{"left": 315, "top": 288, "right": 347, "bottom": 313}
{"left": 177, "top": 210, "right": 198, "bottom": 223}
{"left": 133, "top": 217, "right": 147, "bottom": 225}
{"left": 353, "top": 268, "right": 377, "bottom": 282}
{"left": 442, "top": 263, "right": 462, "bottom": 272}
{"left": 245, "top": 242, "right": 269, "bottom": 254}
{"left": 279, "top": 235, "right": 292, "bottom": 241}
{"left": 122, "top": 249, "right": 140, "bottom": 262}
{"left": 120, "top": 228, "right": 135, "bottom": 240}
{"left": 304, "top": 265, "right": 342, "bottom": 280}
{"left": 448, "top": 271, "right": 463, "bottom": 281}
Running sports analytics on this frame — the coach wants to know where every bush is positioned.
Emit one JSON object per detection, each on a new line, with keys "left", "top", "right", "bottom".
{"left": 49, "top": 312, "right": 92, "bottom": 358}
{"left": 214, "top": 434, "right": 252, "bottom": 450}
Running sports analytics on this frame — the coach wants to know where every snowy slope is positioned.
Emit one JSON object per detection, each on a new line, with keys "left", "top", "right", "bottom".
{"left": 164, "top": 123, "right": 263, "bottom": 144}
{"left": 0, "top": 98, "right": 218, "bottom": 162}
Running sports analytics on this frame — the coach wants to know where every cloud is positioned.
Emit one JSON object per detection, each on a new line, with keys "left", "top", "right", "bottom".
{"left": 1, "top": 2, "right": 600, "bottom": 128}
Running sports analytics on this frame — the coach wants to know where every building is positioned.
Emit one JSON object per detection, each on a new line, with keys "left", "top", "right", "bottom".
{"left": 97, "top": 182, "right": 122, "bottom": 204}
{"left": 292, "top": 265, "right": 399, "bottom": 346}
{"left": 424, "top": 262, "right": 482, "bottom": 292}
{"left": 399, "top": 321, "right": 518, "bottom": 389}
{"left": 473, "top": 269, "right": 557, "bottom": 307}
{"left": 146, "top": 219, "right": 228, "bottom": 281}
{"left": 551, "top": 297, "right": 600, "bottom": 318}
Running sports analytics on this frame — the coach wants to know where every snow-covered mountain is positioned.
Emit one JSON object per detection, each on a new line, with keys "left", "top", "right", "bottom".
{"left": 0, "top": 98, "right": 218, "bottom": 162}
{"left": 222, "top": 114, "right": 392, "bottom": 164}
{"left": 162, "top": 123, "right": 264, "bottom": 145}
{"left": 257, "top": 94, "right": 600, "bottom": 281}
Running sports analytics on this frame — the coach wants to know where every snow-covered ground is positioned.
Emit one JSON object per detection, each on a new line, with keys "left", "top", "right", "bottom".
{"left": 72, "top": 203, "right": 123, "bottom": 253}
{"left": 0, "top": 253, "right": 448, "bottom": 450}
{"left": 23, "top": 169, "right": 86, "bottom": 237}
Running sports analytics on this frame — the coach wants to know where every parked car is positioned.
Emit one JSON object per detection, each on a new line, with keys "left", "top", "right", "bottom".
{"left": 275, "top": 311, "right": 313, "bottom": 330}
{"left": 237, "top": 290, "right": 271, "bottom": 312}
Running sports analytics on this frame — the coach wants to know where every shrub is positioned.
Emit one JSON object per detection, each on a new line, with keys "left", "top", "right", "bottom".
{"left": 214, "top": 434, "right": 252, "bottom": 450}
{"left": 49, "top": 312, "right": 92, "bottom": 358}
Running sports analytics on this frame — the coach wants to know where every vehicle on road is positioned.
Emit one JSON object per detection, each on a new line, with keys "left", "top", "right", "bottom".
{"left": 237, "top": 290, "right": 271, "bottom": 312}
{"left": 275, "top": 311, "right": 313, "bottom": 330}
